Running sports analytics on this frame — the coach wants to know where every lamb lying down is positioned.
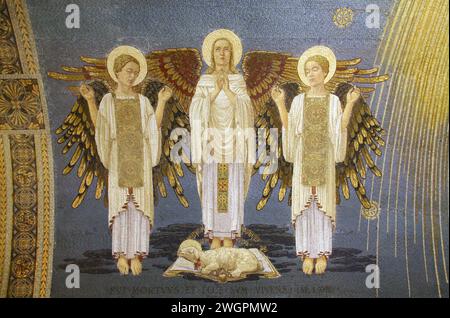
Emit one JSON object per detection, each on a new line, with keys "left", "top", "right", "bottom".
{"left": 177, "top": 239, "right": 263, "bottom": 278}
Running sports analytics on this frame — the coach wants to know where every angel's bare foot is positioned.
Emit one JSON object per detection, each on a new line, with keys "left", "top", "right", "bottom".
{"left": 211, "top": 237, "right": 221, "bottom": 249}
{"left": 223, "top": 238, "right": 233, "bottom": 248}
{"left": 117, "top": 256, "right": 129, "bottom": 275}
{"left": 315, "top": 256, "right": 327, "bottom": 274}
{"left": 130, "top": 257, "right": 142, "bottom": 276}
{"left": 302, "top": 257, "right": 314, "bottom": 275}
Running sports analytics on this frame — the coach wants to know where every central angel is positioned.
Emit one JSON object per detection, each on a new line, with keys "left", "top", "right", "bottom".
{"left": 189, "top": 30, "right": 255, "bottom": 249}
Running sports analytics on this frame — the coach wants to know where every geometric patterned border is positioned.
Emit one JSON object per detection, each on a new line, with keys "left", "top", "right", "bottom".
{"left": 8, "top": 134, "right": 38, "bottom": 298}
{"left": 0, "top": 0, "right": 54, "bottom": 298}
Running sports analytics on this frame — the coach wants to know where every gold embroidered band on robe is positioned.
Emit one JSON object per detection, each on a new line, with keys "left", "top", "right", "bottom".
{"left": 217, "top": 163, "right": 229, "bottom": 212}
{"left": 114, "top": 97, "right": 144, "bottom": 188}
{"left": 301, "top": 95, "right": 330, "bottom": 186}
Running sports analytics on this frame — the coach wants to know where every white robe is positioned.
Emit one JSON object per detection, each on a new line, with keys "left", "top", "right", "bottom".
{"left": 282, "top": 93, "right": 347, "bottom": 258}
{"left": 282, "top": 93, "right": 347, "bottom": 225}
{"left": 95, "top": 93, "right": 161, "bottom": 227}
{"left": 189, "top": 74, "right": 255, "bottom": 239}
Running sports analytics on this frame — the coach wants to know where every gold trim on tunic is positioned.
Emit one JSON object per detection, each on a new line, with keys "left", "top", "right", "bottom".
{"left": 301, "top": 95, "right": 330, "bottom": 186}
{"left": 217, "top": 163, "right": 229, "bottom": 213}
{"left": 114, "top": 97, "right": 144, "bottom": 188}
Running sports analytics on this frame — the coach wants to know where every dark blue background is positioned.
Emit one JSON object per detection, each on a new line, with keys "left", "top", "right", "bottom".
{"left": 26, "top": 0, "right": 448, "bottom": 298}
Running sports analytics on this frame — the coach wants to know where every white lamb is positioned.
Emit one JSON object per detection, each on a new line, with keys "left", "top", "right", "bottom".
{"left": 177, "top": 239, "right": 263, "bottom": 278}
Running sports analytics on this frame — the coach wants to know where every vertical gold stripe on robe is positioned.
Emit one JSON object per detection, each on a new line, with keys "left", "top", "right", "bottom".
{"left": 301, "top": 95, "right": 330, "bottom": 186}
{"left": 114, "top": 97, "right": 144, "bottom": 188}
{"left": 217, "top": 163, "right": 229, "bottom": 213}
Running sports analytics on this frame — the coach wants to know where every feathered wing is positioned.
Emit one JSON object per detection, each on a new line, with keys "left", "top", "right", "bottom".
{"left": 328, "top": 59, "right": 389, "bottom": 208}
{"left": 49, "top": 57, "right": 111, "bottom": 207}
{"left": 328, "top": 58, "right": 389, "bottom": 98}
{"left": 145, "top": 48, "right": 202, "bottom": 208}
{"left": 147, "top": 48, "right": 201, "bottom": 113}
{"left": 334, "top": 84, "right": 386, "bottom": 208}
{"left": 242, "top": 51, "right": 301, "bottom": 210}
{"left": 48, "top": 56, "right": 115, "bottom": 94}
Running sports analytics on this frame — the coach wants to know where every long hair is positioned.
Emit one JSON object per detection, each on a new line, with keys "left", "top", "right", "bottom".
{"left": 205, "top": 38, "right": 239, "bottom": 74}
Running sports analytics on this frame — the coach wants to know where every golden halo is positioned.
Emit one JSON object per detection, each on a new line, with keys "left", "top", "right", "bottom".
{"left": 202, "top": 29, "right": 243, "bottom": 67}
{"left": 298, "top": 46, "right": 337, "bottom": 86}
{"left": 106, "top": 45, "right": 147, "bottom": 86}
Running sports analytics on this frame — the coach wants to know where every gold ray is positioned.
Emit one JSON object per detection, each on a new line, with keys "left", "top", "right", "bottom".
{"left": 371, "top": 0, "right": 449, "bottom": 297}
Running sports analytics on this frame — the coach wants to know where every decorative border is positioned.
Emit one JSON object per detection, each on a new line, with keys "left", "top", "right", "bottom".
{"left": 7, "top": 134, "right": 38, "bottom": 298}
{"left": 36, "top": 133, "right": 53, "bottom": 297}
{"left": 0, "top": 0, "right": 54, "bottom": 298}
{"left": 0, "top": 126, "right": 14, "bottom": 298}
{"left": 6, "top": 0, "right": 36, "bottom": 74}
{"left": 0, "top": 0, "right": 23, "bottom": 74}
{"left": 0, "top": 139, "right": 7, "bottom": 283}
{"left": 0, "top": 136, "right": 14, "bottom": 297}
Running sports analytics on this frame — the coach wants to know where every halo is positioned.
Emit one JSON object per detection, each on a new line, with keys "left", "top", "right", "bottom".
{"left": 202, "top": 29, "right": 243, "bottom": 67}
{"left": 298, "top": 46, "right": 337, "bottom": 86}
{"left": 106, "top": 45, "right": 147, "bottom": 86}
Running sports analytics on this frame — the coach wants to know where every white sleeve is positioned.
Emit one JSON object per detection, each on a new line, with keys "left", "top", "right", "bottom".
{"left": 235, "top": 78, "right": 255, "bottom": 165}
{"left": 145, "top": 97, "right": 161, "bottom": 167}
{"left": 189, "top": 84, "right": 210, "bottom": 165}
{"left": 95, "top": 95, "right": 111, "bottom": 169}
{"left": 282, "top": 95, "right": 302, "bottom": 163}
{"left": 333, "top": 96, "right": 347, "bottom": 163}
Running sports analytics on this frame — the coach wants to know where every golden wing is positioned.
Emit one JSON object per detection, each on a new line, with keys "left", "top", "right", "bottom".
{"left": 49, "top": 57, "right": 114, "bottom": 208}
{"left": 145, "top": 48, "right": 202, "bottom": 208}
{"left": 243, "top": 51, "right": 301, "bottom": 114}
{"left": 242, "top": 51, "right": 300, "bottom": 210}
{"left": 55, "top": 83, "right": 109, "bottom": 208}
{"left": 326, "top": 59, "right": 388, "bottom": 208}
{"left": 147, "top": 48, "right": 202, "bottom": 112}
{"left": 334, "top": 83, "right": 386, "bottom": 208}
{"left": 48, "top": 56, "right": 115, "bottom": 95}
{"left": 327, "top": 58, "right": 390, "bottom": 98}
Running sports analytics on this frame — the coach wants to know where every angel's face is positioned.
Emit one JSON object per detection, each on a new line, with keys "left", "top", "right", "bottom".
{"left": 116, "top": 61, "right": 140, "bottom": 87}
{"left": 213, "top": 39, "right": 232, "bottom": 69}
{"left": 305, "top": 61, "right": 326, "bottom": 87}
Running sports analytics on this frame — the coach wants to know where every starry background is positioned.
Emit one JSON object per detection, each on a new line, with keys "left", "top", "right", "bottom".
{"left": 26, "top": 0, "right": 448, "bottom": 298}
